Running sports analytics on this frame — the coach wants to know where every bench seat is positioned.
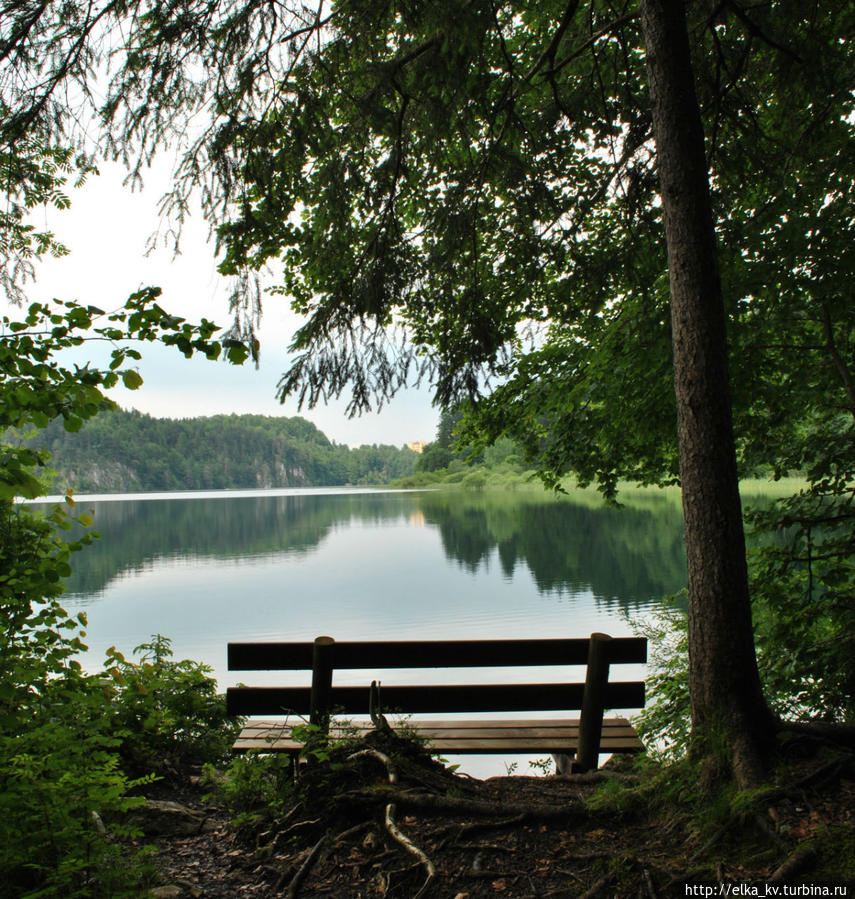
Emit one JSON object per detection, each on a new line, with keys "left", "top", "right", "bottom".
{"left": 233, "top": 716, "right": 644, "bottom": 755}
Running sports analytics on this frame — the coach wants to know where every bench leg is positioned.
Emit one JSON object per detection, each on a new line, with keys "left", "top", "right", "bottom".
{"left": 575, "top": 633, "right": 613, "bottom": 772}
{"left": 552, "top": 753, "right": 575, "bottom": 775}
{"left": 309, "top": 635, "right": 335, "bottom": 732}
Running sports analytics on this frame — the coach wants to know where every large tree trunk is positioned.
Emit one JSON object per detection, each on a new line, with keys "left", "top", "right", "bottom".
{"left": 638, "top": 0, "right": 775, "bottom": 786}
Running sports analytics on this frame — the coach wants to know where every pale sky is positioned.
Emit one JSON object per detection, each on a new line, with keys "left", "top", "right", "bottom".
{"left": 10, "top": 160, "right": 438, "bottom": 448}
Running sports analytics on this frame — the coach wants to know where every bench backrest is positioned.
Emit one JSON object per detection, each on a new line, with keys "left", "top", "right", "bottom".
{"left": 226, "top": 634, "right": 647, "bottom": 717}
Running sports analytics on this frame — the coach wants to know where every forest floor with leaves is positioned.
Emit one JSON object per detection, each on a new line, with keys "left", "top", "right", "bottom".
{"left": 140, "top": 732, "right": 855, "bottom": 899}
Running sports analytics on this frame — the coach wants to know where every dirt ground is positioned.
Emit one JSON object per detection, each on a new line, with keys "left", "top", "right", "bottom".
{"left": 144, "top": 738, "right": 855, "bottom": 899}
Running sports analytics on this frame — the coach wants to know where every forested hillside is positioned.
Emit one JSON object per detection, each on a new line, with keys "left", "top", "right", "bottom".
{"left": 18, "top": 409, "right": 418, "bottom": 492}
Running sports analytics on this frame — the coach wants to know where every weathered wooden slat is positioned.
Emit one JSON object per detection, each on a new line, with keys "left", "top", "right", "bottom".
{"left": 227, "top": 636, "right": 647, "bottom": 671}
{"left": 232, "top": 717, "right": 643, "bottom": 754}
{"left": 416, "top": 738, "right": 642, "bottom": 752}
{"left": 235, "top": 726, "right": 640, "bottom": 742}
{"left": 404, "top": 727, "right": 636, "bottom": 742}
{"left": 238, "top": 727, "right": 598, "bottom": 739}
{"left": 233, "top": 739, "right": 643, "bottom": 753}
{"left": 226, "top": 681, "right": 645, "bottom": 716}
{"left": 241, "top": 718, "right": 634, "bottom": 739}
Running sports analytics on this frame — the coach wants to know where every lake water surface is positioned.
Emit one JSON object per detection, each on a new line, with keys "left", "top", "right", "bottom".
{"left": 52, "top": 486, "right": 687, "bottom": 680}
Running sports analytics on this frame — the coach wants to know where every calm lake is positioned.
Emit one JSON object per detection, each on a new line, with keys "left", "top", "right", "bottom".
{"left": 50, "top": 486, "right": 688, "bottom": 677}
{"left": 39, "top": 485, "right": 694, "bottom": 774}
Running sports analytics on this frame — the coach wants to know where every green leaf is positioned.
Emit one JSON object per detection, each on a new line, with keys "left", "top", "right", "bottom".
{"left": 121, "top": 369, "right": 144, "bottom": 390}
{"left": 226, "top": 343, "right": 249, "bottom": 365}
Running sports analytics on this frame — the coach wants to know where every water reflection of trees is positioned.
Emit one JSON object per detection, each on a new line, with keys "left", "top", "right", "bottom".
{"left": 417, "top": 491, "right": 687, "bottom": 612}
{"left": 53, "top": 492, "right": 422, "bottom": 596}
{"left": 47, "top": 489, "right": 687, "bottom": 607}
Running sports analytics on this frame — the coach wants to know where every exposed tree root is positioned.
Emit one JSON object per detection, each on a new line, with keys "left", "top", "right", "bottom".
{"left": 782, "top": 720, "right": 855, "bottom": 750}
{"left": 235, "top": 726, "right": 850, "bottom": 898}
{"left": 330, "top": 820, "right": 374, "bottom": 846}
{"left": 486, "top": 771, "right": 641, "bottom": 785}
{"left": 348, "top": 746, "right": 436, "bottom": 898}
{"left": 384, "top": 801, "right": 435, "bottom": 898}
{"left": 346, "top": 787, "right": 583, "bottom": 820}
{"left": 147, "top": 735, "right": 854, "bottom": 899}
{"left": 437, "top": 813, "right": 527, "bottom": 841}
{"left": 786, "top": 758, "right": 846, "bottom": 792}
{"left": 272, "top": 816, "right": 320, "bottom": 851}
{"left": 687, "top": 751, "right": 849, "bottom": 868}
{"left": 348, "top": 748, "right": 398, "bottom": 784}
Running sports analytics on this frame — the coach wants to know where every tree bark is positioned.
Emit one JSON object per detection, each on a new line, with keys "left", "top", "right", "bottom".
{"left": 638, "top": 0, "right": 775, "bottom": 786}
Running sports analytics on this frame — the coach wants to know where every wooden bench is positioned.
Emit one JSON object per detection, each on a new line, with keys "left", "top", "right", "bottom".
{"left": 226, "top": 632, "right": 647, "bottom": 771}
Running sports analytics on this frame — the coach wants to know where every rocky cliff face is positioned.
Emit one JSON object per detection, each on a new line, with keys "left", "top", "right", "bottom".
{"left": 54, "top": 461, "right": 142, "bottom": 493}
{"left": 253, "top": 461, "right": 308, "bottom": 488}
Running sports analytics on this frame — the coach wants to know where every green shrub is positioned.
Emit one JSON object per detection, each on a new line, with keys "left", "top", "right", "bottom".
{"left": 204, "top": 752, "right": 295, "bottom": 835}
{"left": 0, "top": 294, "right": 245, "bottom": 895}
{"left": 460, "top": 469, "right": 488, "bottom": 490}
{"left": 0, "top": 674, "right": 155, "bottom": 898}
{"left": 634, "top": 600, "right": 691, "bottom": 761}
{"left": 0, "top": 504, "right": 155, "bottom": 897}
{"left": 105, "top": 634, "right": 241, "bottom": 780}
{"left": 747, "top": 486, "right": 855, "bottom": 722}
{"left": 388, "top": 469, "right": 444, "bottom": 488}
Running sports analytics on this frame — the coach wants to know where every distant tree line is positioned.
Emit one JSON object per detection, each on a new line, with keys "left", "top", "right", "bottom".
{"left": 16, "top": 409, "right": 418, "bottom": 492}
{"left": 411, "top": 407, "right": 525, "bottom": 480}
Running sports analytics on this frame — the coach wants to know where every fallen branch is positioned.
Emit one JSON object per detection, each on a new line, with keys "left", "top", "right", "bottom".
{"left": 642, "top": 867, "right": 658, "bottom": 899}
{"left": 457, "top": 842, "right": 515, "bottom": 852}
{"left": 663, "top": 867, "right": 719, "bottom": 893}
{"left": 579, "top": 865, "right": 618, "bottom": 899}
{"left": 769, "top": 846, "right": 818, "bottom": 884}
{"left": 553, "top": 852, "right": 620, "bottom": 865}
{"left": 285, "top": 834, "right": 326, "bottom": 899}
{"left": 461, "top": 868, "right": 528, "bottom": 879}
{"left": 276, "top": 802, "right": 305, "bottom": 830}
{"left": 689, "top": 821, "right": 731, "bottom": 863}
{"left": 272, "top": 846, "right": 311, "bottom": 892}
